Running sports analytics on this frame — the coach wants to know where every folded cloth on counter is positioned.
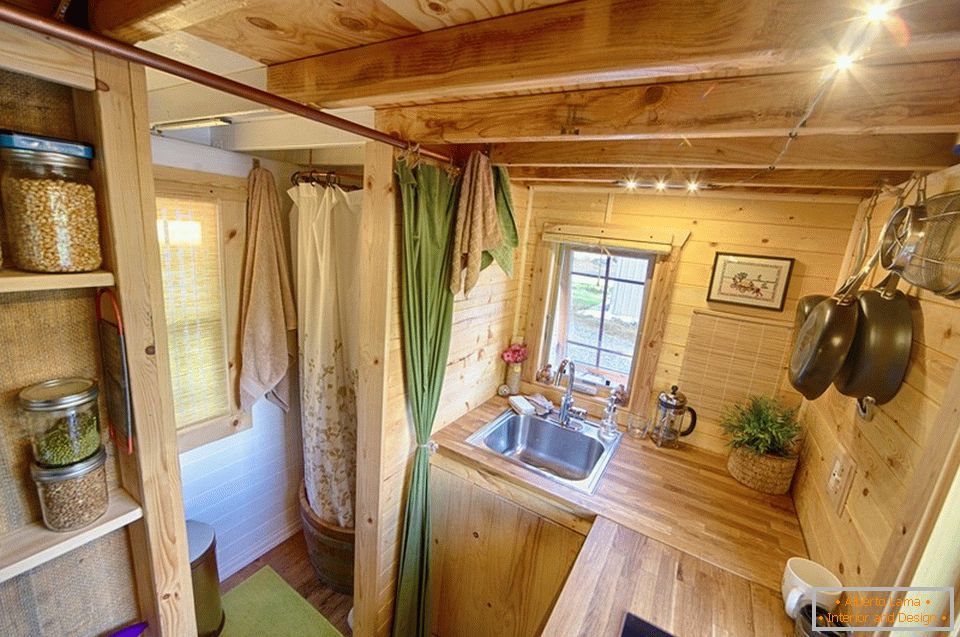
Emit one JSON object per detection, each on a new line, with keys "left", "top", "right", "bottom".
{"left": 239, "top": 166, "right": 297, "bottom": 411}
{"left": 450, "top": 150, "right": 502, "bottom": 296}
{"left": 481, "top": 165, "right": 519, "bottom": 277}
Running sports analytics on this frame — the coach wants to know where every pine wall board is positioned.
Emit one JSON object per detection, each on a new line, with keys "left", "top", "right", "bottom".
{"left": 794, "top": 165, "right": 960, "bottom": 587}
{"left": 515, "top": 188, "right": 859, "bottom": 454}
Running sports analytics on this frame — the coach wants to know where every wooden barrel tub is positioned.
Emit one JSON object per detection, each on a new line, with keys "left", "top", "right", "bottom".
{"left": 298, "top": 482, "right": 355, "bottom": 595}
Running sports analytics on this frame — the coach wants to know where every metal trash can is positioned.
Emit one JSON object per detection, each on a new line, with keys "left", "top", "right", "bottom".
{"left": 187, "top": 520, "right": 225, "bottom": 637}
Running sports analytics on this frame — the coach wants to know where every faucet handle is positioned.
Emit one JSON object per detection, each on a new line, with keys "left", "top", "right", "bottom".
{"left": 569, "top": 406, "right": 588, "bottom": 419}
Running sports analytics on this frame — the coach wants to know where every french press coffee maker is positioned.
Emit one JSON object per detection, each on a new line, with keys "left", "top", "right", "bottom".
{"left": 650, "top": 385, "right": 697, "bottom": 448}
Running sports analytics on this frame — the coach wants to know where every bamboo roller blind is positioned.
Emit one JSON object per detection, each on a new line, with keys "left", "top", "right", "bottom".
{"left": 156, "top": 196, "right": 230, "bottom": 429}
{"left": 678, "top": 310, "right": 794, "bottom": 425}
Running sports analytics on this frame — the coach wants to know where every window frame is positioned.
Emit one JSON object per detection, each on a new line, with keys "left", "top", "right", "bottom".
{"left": 154, "top": 166, "right": 252, "bottom": 453}
{"left": 541, "top": 243, "right": 655, "bottom": 394}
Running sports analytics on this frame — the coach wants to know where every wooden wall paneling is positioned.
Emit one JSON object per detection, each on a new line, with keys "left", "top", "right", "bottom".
{"left": 794, "top": 164, "right": 960, "bottom": 589}
{"left": 429, "top": 466, "right": 584, "bottom": 637}
{"left": 0, "top": 21, "right": 94, "bottom": 90}
{"left": 354, "top": 141, "right": 396, "bottom": 637}
{"left": 517, "top": 187, "right": 857, "bottom": 442}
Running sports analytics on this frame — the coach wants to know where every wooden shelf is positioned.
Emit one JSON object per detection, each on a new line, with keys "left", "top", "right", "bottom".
{"left": 0, "top": 268, "right": 115, "bottom": 293}
{"left": 0, "top": 486, "right": 143, "bottom": 583}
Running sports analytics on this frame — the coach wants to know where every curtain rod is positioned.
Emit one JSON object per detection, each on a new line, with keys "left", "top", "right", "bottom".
{"left": 0, "top": 2, "right": 453, "bottom": 163}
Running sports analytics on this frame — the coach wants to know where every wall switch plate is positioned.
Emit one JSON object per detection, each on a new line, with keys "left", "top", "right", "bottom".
{"left": 826, "top": 448, "right": 857, "bottom": 515}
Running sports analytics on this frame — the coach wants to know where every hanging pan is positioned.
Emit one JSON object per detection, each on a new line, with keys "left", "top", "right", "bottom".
{"left": 833, "top": 273, "right": 913, "bottom": 406}
{"left": 788, "top": 250, "right": 877, "bottom": 400}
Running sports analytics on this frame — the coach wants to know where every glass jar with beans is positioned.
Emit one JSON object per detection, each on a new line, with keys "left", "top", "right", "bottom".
{"left": 0, "top": 131, "right": 102, "bottom": 273}
{"left": 20, "top": 377, "right": 102, "bottom": 467}
{"left": 31, "top": 446, "right": 108, "bottom": 531}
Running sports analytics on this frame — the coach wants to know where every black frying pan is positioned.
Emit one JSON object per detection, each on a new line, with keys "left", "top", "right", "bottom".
{"left": 795, "top": 294, "right": 828, "bottom": 331}
{"left": 833, "top": 274, "right": 913, "bottom": 405}
{"left": 789, "top": 253, "right": 877, "bottom": 400}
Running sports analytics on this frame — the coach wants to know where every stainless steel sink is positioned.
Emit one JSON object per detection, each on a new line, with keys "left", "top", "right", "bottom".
{"left": 465, "top": 410, "right": 622, "bottom": 494}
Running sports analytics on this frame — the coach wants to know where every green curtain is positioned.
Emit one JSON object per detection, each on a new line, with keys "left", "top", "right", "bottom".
{"left": 392, "top": 159, "right": 460, "bottom": 637}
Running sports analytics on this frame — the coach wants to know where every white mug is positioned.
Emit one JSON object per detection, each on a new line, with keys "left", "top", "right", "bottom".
{"left": 781, "top": 557, "right": 843, "bottom": 619}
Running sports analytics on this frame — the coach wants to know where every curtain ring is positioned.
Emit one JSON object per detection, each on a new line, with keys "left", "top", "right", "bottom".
{"left": 417, "top": 440, "right": 438, "bottom": 455}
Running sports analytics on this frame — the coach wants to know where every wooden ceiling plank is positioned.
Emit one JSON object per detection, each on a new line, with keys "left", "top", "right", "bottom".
{"left": 377, "top": 60, "right": 960, "bottom": 143}
{"left": 267, "top": 0, "right": 960, "bottom": 107}
{"left": 506, "top": 167, "right": 914, "bottom": 190}
{"left": 92, "top": 0, "right": 235, "bottom": 43}
{"left": 490, "top": 134, "right": 959, "bottom": 171}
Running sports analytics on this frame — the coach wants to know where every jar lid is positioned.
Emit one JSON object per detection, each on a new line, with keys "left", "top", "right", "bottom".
{"left": 19, "top": 377, "right": 99, "bottom": 411}
{"left": 30, "top": 445, "right": 106, "bottom": 482}
{"left": 0, "top": 147, "right": 90, "bottom": 170}
{"left": 0, "top": 130, "right": 94, "bottom": 159}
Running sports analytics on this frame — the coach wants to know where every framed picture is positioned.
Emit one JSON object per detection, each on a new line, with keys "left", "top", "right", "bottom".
{"left": 707, "top": 252, "right": 795, "bottom": 311}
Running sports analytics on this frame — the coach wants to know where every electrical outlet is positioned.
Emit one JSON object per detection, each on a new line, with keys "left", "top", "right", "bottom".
{"left": 826, "top": 449, "right": 857, "bottom": 515}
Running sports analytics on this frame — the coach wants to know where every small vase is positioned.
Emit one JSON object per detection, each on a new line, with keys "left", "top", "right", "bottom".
{"left": 505, "top": 363, "right": 522, "bottom": 395}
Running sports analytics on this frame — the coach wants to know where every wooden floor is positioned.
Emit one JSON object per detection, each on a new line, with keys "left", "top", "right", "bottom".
{"left": 221, "top": 533, "right": 353, "bottom": 635}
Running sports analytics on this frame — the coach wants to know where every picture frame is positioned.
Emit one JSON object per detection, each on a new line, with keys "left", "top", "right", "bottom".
{"left": 706, "top": 252, "right": 795, "bottom": 311}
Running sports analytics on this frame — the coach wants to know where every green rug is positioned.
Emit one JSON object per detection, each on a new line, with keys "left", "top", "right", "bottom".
{"left": 220, "top": 567, "right": 344, "bottom": 637}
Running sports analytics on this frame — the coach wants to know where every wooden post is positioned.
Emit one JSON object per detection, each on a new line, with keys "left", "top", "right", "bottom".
{"left": 354, "top": 141, "right": 396, "bottom": 636}
{"left": 77, "top": 53, "right": 197, "bottom": 636}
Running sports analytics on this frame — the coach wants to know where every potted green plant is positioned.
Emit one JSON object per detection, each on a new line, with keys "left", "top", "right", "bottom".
{"left": 721, "top": 395, "right": 802, "bottom": 495}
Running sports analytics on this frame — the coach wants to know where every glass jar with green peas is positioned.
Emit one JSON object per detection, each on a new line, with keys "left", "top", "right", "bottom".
{"left": 20, "top": 377, "right": 101, "bottom": 467}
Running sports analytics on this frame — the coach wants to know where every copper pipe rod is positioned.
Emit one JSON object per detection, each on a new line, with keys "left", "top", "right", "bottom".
{"left": 0, "top": 2, "right": 452, "bottom": 163}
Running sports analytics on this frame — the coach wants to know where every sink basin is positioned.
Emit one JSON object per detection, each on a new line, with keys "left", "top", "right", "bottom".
{"left": 465, "top": 410, "right": 622, "bottom": 494}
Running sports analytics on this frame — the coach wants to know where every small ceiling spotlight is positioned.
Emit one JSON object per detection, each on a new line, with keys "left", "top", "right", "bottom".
{"left": 655, "top": 179, "right": 667, "bottom": 191}
{"left": 835, "top": 54, "right": 856, "bottom": 71}
{"left": 624, "top": 179, "right": 639, "bottom": 191}
{"left": 687, "top": 181, "right": 699, "bottom": 192}
{"left": 865, "top": 2, "right": 891, "bottom": 22}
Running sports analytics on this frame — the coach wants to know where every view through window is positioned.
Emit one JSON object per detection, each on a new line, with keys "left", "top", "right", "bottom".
{"left": 545, "top": 245, "right": 655, "bottom": 388}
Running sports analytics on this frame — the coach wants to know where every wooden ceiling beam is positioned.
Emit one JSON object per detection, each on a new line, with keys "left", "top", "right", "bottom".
{"left": 91, "top": 0, "right": 227, "bottom": 43}
{"left": 377, "top": 60, "right": 960, "bottom": 143}
{"left": 490, "top": 134, "right": 959, "bottom": 171}
{"left": 267, "top": 0, "right": 960, "bottom": 108}
{"left": 505, "top": 167, "right": 914, "bottom": 191}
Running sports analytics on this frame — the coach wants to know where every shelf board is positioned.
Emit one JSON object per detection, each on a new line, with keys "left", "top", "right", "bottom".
{"left": 0, "top": 486, "right": 143, "bottom": 583}
{"left": 0, "top": 268, "right": 115, "bottom": 294}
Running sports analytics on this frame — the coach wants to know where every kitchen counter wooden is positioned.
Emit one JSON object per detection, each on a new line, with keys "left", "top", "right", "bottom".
{"left": 542, "top": 517, "right": 795, "bottom": 637}
{"left": 432, "top": 397, "right": 806, "bottom": 636}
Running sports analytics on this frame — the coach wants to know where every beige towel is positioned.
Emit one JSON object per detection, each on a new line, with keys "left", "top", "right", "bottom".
{"left": 239, "top": 167, "right": 297, "bottom": 411}
{"left": 450, "top": 150, "right": 502, "bottom": 295}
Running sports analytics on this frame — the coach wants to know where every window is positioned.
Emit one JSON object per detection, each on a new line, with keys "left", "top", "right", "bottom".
{"left": 543, "top": 245, "right": 655, "bottom": 389}
{"left": 156, "top": 196, "right": 230, "bottom": 429}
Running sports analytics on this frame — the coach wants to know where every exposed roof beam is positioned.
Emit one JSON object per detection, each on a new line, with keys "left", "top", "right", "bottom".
{"left": 506, "top": 167, "right": 913, "bottom": 191}
{"left": 91, "top": 0, "right": 230, "bottom": 43}
{"left": 377, "top": 60, "right": 960, "bottom": 143}
{"left": 490, "top": 134, "right": 959, "bottom": 170}
{"left": 267, "top": 0, "right": 960, "bottom": 108}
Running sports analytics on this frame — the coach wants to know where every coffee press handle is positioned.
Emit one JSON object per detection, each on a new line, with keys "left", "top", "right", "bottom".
{"left": 680, "top": 407, "right": 697, "bottom": 436}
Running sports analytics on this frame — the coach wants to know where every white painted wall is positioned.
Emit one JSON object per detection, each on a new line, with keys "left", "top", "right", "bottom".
{"left": 152, "top": 135, "right": 303, "bottom": 579}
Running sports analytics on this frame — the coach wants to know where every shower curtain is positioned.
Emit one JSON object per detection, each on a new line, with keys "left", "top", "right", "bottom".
{"left": 289, "top": 182, "right": 361, "bottom": 528}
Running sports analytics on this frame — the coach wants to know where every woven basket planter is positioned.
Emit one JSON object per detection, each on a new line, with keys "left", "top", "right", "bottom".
{"left": 726, "top": 446, "right": 799, "bottom": 495}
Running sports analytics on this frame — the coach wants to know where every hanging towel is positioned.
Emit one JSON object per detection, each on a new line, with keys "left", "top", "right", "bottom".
{"left": 239, "top": 166, "right": 297, "bottom": 411}
{"left": 480, "top": 165, "right": 519, "bottom": 277}
{"left": 450, "top": 150, "right": 502, "bottom": 295}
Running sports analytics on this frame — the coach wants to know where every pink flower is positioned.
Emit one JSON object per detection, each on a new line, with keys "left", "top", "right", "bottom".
{"left": 501, "top": 343, "right": 528, "bottom": 364}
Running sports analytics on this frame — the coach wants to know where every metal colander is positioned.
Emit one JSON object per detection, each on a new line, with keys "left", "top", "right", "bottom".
{"left": 880, "top": 189, "right": 960, "bottom": 299}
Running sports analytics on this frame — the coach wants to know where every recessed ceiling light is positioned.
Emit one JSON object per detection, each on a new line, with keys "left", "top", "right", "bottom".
{"left": 687, "top": 181, "right": 699, "bottom": 192}
{"left": 655, "top": 179, "right": 667, "bottom": 191}
{"left": 865, "top": 2, "right": 891, "bottom": 22}
{"left": 624, "top": 179, "right": 639, "bottom": 191}
{"left": 835, "top": 54, "right": 855, "bottom": 71}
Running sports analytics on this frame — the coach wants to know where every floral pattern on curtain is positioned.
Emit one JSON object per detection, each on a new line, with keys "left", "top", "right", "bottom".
{"left": 289, "top": 183, "right": 362, "bottom": 528}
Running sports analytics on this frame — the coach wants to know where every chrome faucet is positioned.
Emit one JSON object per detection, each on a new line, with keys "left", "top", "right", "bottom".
{"left": 554, "top": 359, "right": 584, "bottom": 430}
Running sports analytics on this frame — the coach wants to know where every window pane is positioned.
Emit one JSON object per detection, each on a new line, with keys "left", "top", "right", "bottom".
{"left": 599, "top": 351, "right": 633, "bottom": 375}
{"left": 608, "top": 253, "right": 650, "bottom": 282}
{"left": 569, "top": 273, "right": 603, "bottom": 346}
{"left": 570, "top": 249, "right": 605, "bottom": 276}
{"left": 600, "top": 280, "right": 644, "bottom": 355}
{"left": 567, "top": 342, "right": 598, "bottom": 368}
{"left": 157, "top": 197, "right": 230, "bottom": 428}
